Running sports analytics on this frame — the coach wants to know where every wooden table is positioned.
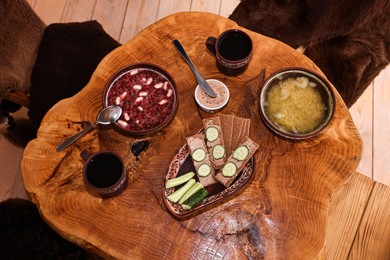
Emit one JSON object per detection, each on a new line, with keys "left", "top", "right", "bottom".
{"left": 22, "top": 12, "right": 365, "bottom": 259}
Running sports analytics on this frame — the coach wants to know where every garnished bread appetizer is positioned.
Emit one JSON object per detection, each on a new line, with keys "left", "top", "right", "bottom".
{"left": 202, "top": 117, "right": 226, "bottom": 170}
{"left": 215, "top": 137, "right": 259, "bottom": 187}
{"left": 186, "top": 134, "right": 218, "bottom": 187}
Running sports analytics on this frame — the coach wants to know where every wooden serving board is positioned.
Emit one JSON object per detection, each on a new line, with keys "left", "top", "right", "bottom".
{"left": 21, "top": 12, "right": 362, "bottom": 259}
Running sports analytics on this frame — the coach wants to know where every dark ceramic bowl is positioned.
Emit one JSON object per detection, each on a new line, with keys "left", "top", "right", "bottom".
{"left": 103, "top": 63, "right": 178, "bottom": 136}
{"left": 259, "top": 68, "right": 335, "bottom": 140}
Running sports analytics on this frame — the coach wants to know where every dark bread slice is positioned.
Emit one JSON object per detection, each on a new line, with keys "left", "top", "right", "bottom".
{"left": 186, "top": 133, "right": 217, "bottom": 187}
{"left": 219, "top": 114, "right": 234, "bottom": 156}
{"left": 202, "top": 117, "right": 226, "bottom": 169}
{"left": 215, "top": 137, "right": 259, "bottom": 188}
{"left": 230, "top": 116, "right": 246, "bottom": 154}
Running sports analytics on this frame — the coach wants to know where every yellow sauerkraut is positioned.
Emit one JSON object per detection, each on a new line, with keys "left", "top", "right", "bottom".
{"left": 265, "top": 76, "right": 325, "bottom": 134}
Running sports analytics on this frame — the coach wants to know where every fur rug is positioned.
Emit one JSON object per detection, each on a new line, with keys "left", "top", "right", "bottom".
{"left": 0, "top": 0, "right": 45, "bottom": 98}
{"left": 28, "top": 20, "right": 121, "bottom": 129}
{"left": 1, "top": 20, "right": 120, "bottom": 148}
{"left": 229, "top": 0, "right": 390, "bottom": 107}
{"left": 0, "top": 198, "right": 102, "bottom": 259}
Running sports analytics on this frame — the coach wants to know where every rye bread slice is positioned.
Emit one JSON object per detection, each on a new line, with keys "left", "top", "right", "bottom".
{"left": 215, "top": 137, "right": 259, "bottom": 188}
{"left": 202, "top": 117, "right": 226, "bottom": 170}
{"left": 239, "top": 118, "right": 251, "bottom": 144}
{"left": 230, "top": 116, "right": 246, "bottom": 153}
{"left": 219, "top": 114, "right": 234, "bottom": 156}
{"left": 186, "top": 133, "right": 218, "bottom": 187}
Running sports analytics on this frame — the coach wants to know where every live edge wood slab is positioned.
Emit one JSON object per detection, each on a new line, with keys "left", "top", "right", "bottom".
{"left": 21, "top": 12, "right": 362, "bottom": 259}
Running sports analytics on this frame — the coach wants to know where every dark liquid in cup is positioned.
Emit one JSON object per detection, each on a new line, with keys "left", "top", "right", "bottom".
{"left": 86, "top": 153, "right": 122, "bottom": 188}
{"left": 218, "top": 33, "right": 252, "bottom": 61}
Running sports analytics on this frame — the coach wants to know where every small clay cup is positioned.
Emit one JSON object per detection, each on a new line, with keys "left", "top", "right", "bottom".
{"left": 80, "top": 150, "right": 128, "bottom": 198}
{"left": 206, "top": 29, "right": 253, "bottom": 76}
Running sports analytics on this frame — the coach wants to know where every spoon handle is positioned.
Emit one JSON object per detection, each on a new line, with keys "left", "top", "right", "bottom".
{"left": 56, "top": 123, "right": 96, "bottom": 152}
{"left": 173, "top": 39, "right": 217, "bottom": 98}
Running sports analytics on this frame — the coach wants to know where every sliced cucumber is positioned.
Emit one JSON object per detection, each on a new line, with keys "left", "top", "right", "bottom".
{"left": 182, "top": 204, "right": 192, "bottom": 211}
{"left": 197, "top": 163, "right": 211, "bottom": 177}
{"left": 212, "top": 144, "right": 225, "bottom": 160}
{"left": 205, "top": 126, "right": 219, "bottom": 142}
{"left": 165, "top": 171, "right": 195, "bottom": 189}
{"left": 222, "top": 162, "right": 237, "bottom": 177}
{"left": 191, "top": 148, "right": 206, "bottom": 162}
{"left": 167, "top": 179, "right": 196, "bottom": 203}
{"left": 232, "top": 145, "right": 250, "bottom": 161}
{"left": 178, "top": 182, "right": 203, "bottom": 204}
{"left": 181, "top": 187, "right": 208, "bottom": 210}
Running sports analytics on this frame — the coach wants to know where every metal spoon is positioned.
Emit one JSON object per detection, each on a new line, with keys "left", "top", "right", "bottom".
{"left": 56, "top": 105, "right": 122, "bottom": 152}
{"left": 173, "top": 39, "right": 217, "bottom": 98}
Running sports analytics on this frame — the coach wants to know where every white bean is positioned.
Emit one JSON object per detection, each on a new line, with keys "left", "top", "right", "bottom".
{"left": 120, "top": 91, "right": 128, "bottom": 99}
{"left": 115, "top": 97, "right": 121, "bottom": 105}
{"left": 146, "top": 77, "right": 153, "bottom": 85}
{"left": 159, "top": 99, "right": 168, "bottom": 105}
{"left": 124, "top": 112, "right": 130, "bottom": 121}
{"left": 118, "top": 120, "right": 128, "bottom": 127}
{"left": 130, "top": 69, "right": 139, "bottom": 75}
{"left": 154, "top": 82, "right": 163, "bottom": 89}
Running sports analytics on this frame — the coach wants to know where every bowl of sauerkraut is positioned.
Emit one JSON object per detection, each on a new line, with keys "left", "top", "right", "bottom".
{"left": 259, "top": 68, "right": 335, "bottom": 140}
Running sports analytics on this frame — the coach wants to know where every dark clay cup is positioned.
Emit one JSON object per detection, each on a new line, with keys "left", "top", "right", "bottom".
{"left": 206, "top": 29, "right": 253, "bottom": 76}
{"left": 80, "top": 150, "right": 128, "bottom": 198}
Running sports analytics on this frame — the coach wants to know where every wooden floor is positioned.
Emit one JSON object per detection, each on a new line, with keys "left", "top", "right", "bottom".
{"left": 0, "top": 1, "right": 388, "bottom": 259}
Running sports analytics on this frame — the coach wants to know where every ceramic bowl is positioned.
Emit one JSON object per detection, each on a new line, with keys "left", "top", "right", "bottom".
{"left": 162, "top": 131, "right": 254, "bottom": 218}
{"left": 103, "top": 63, "right": 178, "bottom": 136}
{"left": 194, "top": 79, "right": 230, "bottom": 113}
{"left": 259, "top": 68, "right": 335, "bottom": 140}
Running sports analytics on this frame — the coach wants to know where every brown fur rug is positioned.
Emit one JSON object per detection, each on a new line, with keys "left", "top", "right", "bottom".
{"left": 0, "top": 20, "right": 120, "bottom": 148}
{"left": 0, "top": 0, "right": 45, "bottom": 98}
{"left": 0, "top": 198, "right": 102, "bottom": 259}
{"left": 28, "top": 20, "right": 121, "bottom": 129}
{"left": 229, "top": 0, "right": 390, "bottom": 107}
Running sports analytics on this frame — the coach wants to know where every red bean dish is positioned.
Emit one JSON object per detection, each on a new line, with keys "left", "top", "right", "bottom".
{"left": 106, "top": 67, "right": 176, "bottom": 132}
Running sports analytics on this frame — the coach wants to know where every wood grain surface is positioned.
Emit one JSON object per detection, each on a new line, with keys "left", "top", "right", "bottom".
{"left": 21, "top": 12, "right": 362, "bottom": 259}
{"left": 326, "top": 172, "right": 390, "bottom": 259}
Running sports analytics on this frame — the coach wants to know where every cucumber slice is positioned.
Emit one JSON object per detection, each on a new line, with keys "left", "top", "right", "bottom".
{"left": 205, "top": 126, "right": 219, "bottom": 142}
{"left": 178, "top": 182, "right": 203, "bottom": 204}
{"left": 182, "top": 204, "right": 192, "bottom": 210}
{"left": 181, "top": 187, "right": 208, "bottom": 210}
{"left": 232, "top": 145, "right": 250, "bottom": 161}
{"left": 165, "top": 171, "right": 195, "bottom": 189}
{"left": 167, "top": 179, "right": 196, "bottom": 203}
{"left": 212, "top": 144, "right": 225, "bottom": 160}
{"left": 197, "top": 163, "right": 211, "bottom": 177}
{"left": 222, "top": 162, "right": 237, "bottom": 177}
{"left": 191, "top": 148, "right": 206, "bottom": 162}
